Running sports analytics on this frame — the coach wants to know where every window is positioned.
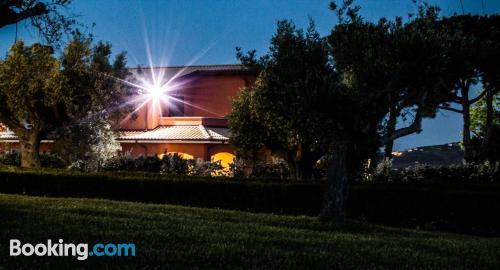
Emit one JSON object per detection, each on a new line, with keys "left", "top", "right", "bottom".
{"left": 161, "top": 96, "right": 184, "bottom": 117}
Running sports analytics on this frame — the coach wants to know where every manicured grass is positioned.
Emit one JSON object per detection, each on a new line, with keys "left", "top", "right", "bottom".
{"left": 0, "top": 193, "right": 499, "bottom": 269}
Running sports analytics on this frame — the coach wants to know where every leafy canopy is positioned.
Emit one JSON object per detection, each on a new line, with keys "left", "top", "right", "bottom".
{"left": 0, "top": 39, "right": 130, "bottom": 167}
{"left": 230, "top": 20, "right": 334, "bottom": 179}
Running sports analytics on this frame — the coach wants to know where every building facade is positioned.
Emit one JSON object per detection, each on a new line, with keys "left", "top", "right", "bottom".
{"left": 0, "top": 64, "right": 256, "bottom": 167}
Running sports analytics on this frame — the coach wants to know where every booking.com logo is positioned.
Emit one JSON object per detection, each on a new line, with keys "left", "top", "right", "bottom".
{"left": 10, "top": 239, "right": 136, "bottom": 260}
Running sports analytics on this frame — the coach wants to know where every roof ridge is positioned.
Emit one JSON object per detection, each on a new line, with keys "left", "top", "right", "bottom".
{"left": 128, "top": 64, "right": 244, "bottom": 69}
{"left": 197, "top": 125, "right": 212, "bottom": 140}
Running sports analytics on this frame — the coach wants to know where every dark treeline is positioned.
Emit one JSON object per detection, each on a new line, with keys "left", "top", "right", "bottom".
{"left": 230, "top": 1, "right": 500, "bottom": 221}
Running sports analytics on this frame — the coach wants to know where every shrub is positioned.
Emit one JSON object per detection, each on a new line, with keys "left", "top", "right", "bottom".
{"left": 188, "top": 159, "right": 224, "bottom": 177}
{"left": 366, "top": 162, "right": 500, "bottom": 184}
{"left": 312, "top": 155, "right": 332, "bottom": 180}
{"left": 0, "top": 151, "right": 66, "bottom": 168}
{"left": 230, "top": 157, "right": 329, "bottom": 180}
{"left": 0, "top": 151, "right": 19, "bottom": 166}
{"left": 102, "top": 154, "right": 163, "bottom": 172}
{"left": 252, "top": 161, "right": 290, "bottom": 179}
{"left": 161, "top": 153, "right": 189, "bottom": 175}
{"left": 101, "top": 153, "right": 137, "bottom": 171}
{"left": 53, "top": 113, "right": 122, "bottom": 172}
{"left": 229, "top": 159, "right": 291, "bottom": 179}
{"left": 102, "top": 153, "right": 224, "bottom": 176}
{"left": 1, "top": 167, "right": 500, "bottom": 235}
{"left": 40, "top": 153, "right": 67, "bottom": 168}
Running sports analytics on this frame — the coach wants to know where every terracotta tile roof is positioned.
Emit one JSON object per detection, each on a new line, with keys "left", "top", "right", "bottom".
{"left": 0, "top": 130, "right": 55, "bottom": 142}
{"left": 0, "top": 130, "right": 17, "bottom": 140}
{"left": 0, "top": 126, "right": 230, "bottom": 143}
{"left": 206, "top": 127, "right": 231, "bottom": 140}
{"left": 117, "top": 125, "right": 229, "bottom": 142}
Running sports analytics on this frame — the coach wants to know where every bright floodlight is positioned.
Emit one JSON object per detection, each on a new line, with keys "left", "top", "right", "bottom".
{"left": 148, "top": 84, "right": 164, "bottom": 99}
{"left": 142, "top": 79, "right": 171, "bottom": 102}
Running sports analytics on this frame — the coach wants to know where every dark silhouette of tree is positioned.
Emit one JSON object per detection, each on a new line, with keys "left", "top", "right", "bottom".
{"left": 230, "top": 20, "right": 335, "bottom": 180}
{"left": 437, "top": 15, "right": 500, "bottom": 162}
{"left": 321, "top": 1, "right": 454, "bottom": 221}
{"left": 0, "top": 0, "right": 77, "bottom": 46}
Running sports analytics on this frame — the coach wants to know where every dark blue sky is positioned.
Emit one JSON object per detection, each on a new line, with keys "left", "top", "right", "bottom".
{"left": 1, "top": 0, "right": 499, "bottom": 150}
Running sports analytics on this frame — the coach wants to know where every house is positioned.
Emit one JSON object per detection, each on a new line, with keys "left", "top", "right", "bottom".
{"left": 0, "top": 64, "right": 257, "bottom": 168}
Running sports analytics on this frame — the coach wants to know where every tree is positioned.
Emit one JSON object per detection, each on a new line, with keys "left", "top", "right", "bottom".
{"left": 0, "top": 39, "right": 129, "bottom": 167}
{"left": 55, "top": 112, "right": 122, "bottom": 171}
{"left": 0, "top": 42, "right": 64, "bottom": 167}
{"left": 321, "top": 1, "right": 453, "bottom": 220}
{"left": 228, "top": 88, "right": 266, "bottom": 167}
{"left": 437, "top": 16, "right": 483, "bottom": 162}
{"left": 229, "top": 20, "right": 334, "bottom": 180}
{"left": 0, "top": 0, "right": 77, "bottom": 46}
{"left": 370, "top": 6, "right": 456, "bottom": 161}
{"left": 52, "top": 39, "right": 131, "bottom": 169}
{"left": 436, "top": 15, "right": 500, "bottom": 162}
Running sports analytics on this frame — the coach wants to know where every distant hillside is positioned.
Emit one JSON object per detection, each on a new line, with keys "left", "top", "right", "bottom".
{"left": 391, "top": 143, "right": 464, "bottom": 168}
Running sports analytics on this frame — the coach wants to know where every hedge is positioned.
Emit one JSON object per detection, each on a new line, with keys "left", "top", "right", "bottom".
{"left": 0, "top": 169, "right": 500, "bottom": 235}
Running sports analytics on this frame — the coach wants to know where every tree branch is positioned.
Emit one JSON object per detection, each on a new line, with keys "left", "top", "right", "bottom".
{"left": 381, "top": 110, "right": 423, "bottom": 145}
{"left": 380, "top": 92, "right": 428, "bottom": 145}
{"left": 437, "top": 106, "right": 463, "bottom": 114}
{"left": 0, "top": 1, "right": 48, "bottom": 28}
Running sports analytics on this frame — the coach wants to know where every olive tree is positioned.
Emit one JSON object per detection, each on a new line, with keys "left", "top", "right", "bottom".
{"left": 0, "top": 39, "right": 129, "bottom": 167}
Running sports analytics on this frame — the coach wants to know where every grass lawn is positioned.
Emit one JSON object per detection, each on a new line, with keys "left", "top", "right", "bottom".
{"left": 0, "top": 193, "right": 499, "bottom": 269}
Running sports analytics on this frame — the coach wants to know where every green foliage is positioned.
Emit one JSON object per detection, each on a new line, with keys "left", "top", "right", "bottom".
{"left": 434, "top": 15, "right": 500, "bottom": 162}
{"left": 161, "top": 154, "right": 189, "bottom": 175}
{"left": 251, "top": 160, "right": 290, "bottom": 179}
{"left": 54, "top": 40, "right": 130, "bottom": 168}
{"left": 0, "top": 152, "right": 19, "bottom": 166}
{"left": 0, "top": 42, "right": 65, "bottom": 128}
{"left": 188, "top": 159, "right": 224, "bottom": 177}
{"left": 470, "top": 92, "right": 500, "bottom": 161}
{"left": 1, "top": 167, "right": 500, "bottom": 236}
{"left": 59, "top": 39, "right": 131, "bottom": 120}
{"left": 470, "top": 93, "right": 500, "bottom": 133}
{"left": 0, "top": 151, "right": 66, "bottom": 168}
{"left": 231, "top": 159, "right": 291, "bottom": 179}
{"left": 367, "top": 162, "right": 500, "bottom": 184}
{"left": 54, "top": 113, "right": 121, "bottom": 171}
{"left": 318, "top": 2, "right": 464, "bottom": 219}
{"left": 229, "top": 158, "right": 329, "bottom": 180}
{"left": 231, "top": 19, "right": 334, "bottom": 179}
{"left": 101, "top": 154, "right": 224, "bottom": 177}
{"left": 329, "top": 2, "right": 452, "bottom": 148}
{"left": 97, "top": 154, "right": 162, "bottom": 172}
{"left": 228, "top": 89, "right": 265, "bottom": 163}
{"left": 0, "top": 39, "right": 130, "bottom": 167}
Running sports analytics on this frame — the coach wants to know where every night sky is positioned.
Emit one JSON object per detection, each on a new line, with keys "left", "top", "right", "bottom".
{"left": 1, "top": 0, "right": 499, "bottom": 150}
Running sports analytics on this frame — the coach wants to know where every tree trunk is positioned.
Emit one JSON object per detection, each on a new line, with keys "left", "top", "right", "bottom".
{"left": 461, "top": 82, "right": 473, "bottom": 163}
{"left": 384, "top": 105, "right": 397, "bottom": 158}
{"left": 19, "top": 131, "right": 41, "bottom": 168}
{"left": 284, "top": 152, "right": 299, "bottom": 180}
{"left": 294, "top": 157, "right": 315, "bottom": 180}
{"left": 285, "top": 155, "right": 315, "bottom": 180}
{"left": 285, "top": 144, "right": 316, "bottom": 180}
{"left": 320, "top": 141, "right": 357, "bottom": 222}
{"left": 479, "top": 88, "right": 494, "bottom": 161}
